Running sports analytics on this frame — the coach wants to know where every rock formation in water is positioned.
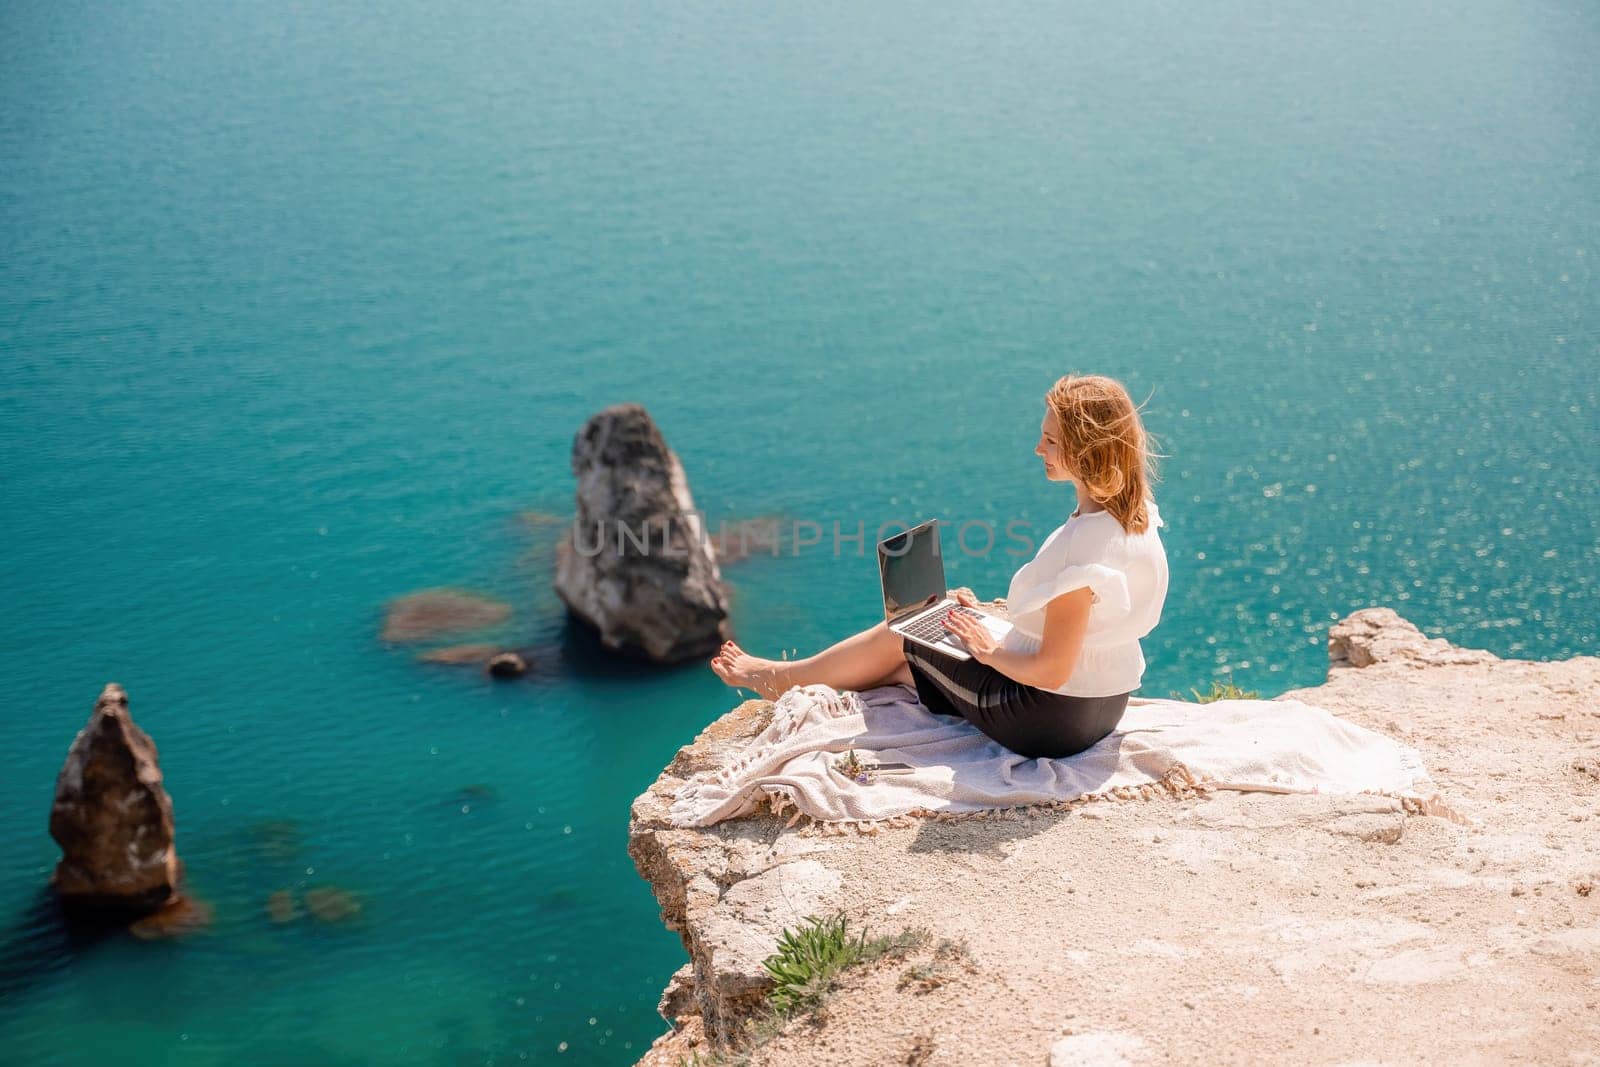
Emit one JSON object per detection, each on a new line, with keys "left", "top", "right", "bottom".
{"left": 628, "top": 609, "right": 1600, "bottom": 1065}
{"left": 48, "top": 684, "right": 186, "bottom": 919}
{"left": 485, "top": 651, "right": 528, "bottom": 678}
{"left": 554, "top": 403, "right": 733, "bottom": 663}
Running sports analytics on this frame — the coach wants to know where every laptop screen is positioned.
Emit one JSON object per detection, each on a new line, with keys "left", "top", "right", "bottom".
{"left": 878, "top": 520, "right": 945, "bottom": 621}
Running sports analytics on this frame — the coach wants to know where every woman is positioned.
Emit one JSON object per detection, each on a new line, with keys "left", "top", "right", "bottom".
{"left": 710, "top": 373, "right": 1169, "bottom": 760}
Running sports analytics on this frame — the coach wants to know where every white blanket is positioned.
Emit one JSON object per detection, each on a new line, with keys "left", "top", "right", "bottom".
{"left": 668, "top": 681, "right": 1455, "bottom": 831}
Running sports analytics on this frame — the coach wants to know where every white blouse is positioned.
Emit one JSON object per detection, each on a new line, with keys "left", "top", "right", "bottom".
{"left": 1000, "top": 498, "right": 1169, "bottom": 698}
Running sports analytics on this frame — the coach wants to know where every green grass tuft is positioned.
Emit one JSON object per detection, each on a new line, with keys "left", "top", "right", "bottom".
{"left": 1181, "top": 679, "right": 1260, "bottom": 703}
{"left": 763, "top": 912, "right": 864, "bottom": 1015}
{"left": 677, "top": 914, "right": 934, "bottom": 1065}
{"left": 761, "top": 913, "right": 930, "bottom": 1016}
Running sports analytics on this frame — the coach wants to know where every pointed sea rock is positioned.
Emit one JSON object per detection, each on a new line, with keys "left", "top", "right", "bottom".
{"left": 48, "top": 684, "right": 184, "bottom": 918}
{"left": 554, "top": 403, "right": 733, "bottom": 662}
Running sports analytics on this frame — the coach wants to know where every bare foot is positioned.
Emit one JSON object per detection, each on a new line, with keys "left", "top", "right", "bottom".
{"left": 709, "top": 640, "right": 792, "bottom": 700}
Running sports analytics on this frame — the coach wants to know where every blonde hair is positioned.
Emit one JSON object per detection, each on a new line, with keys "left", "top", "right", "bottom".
{"left": 1045, "top": 374, "right": 1161, "bottom": 535}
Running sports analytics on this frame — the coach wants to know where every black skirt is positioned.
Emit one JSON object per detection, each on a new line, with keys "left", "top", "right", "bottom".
{"left": 903, "top": 640, "right": 1130, "bottom": 760}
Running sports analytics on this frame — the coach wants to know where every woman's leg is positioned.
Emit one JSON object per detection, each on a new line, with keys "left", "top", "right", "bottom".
{"left": 864, "top": 661, "right": 917, "bottom": 689}
{"left": 710, "top": 619, "right": 909, "bottom": 699}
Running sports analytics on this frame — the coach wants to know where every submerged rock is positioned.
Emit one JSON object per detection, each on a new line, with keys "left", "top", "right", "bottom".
{"left": 381, "top": 589, "right": 511, "bottom": 643}
{"left": 265, "top": 889, "right": 300, "bottom": 924}
{"left": 449, "top": 783, "right": 501, "bottom": 813}
{"left": 416, "top": 643, "right": 506, "bottom": 666}
{"left": 554, "top": 403, "right": 732, "bottom": 663}
{"left": 303, "top": 886, "right": 362, "bottom": 923}
{"left": 48, "top": 684, "right": 185, "bottom": 919}
{"left": 416, "top": 644, "right": 536, "bottom": 679}
{"left": 245, "top": 818, "right": 303, "bottom": 862}
{"left": 129, "top": 894, "right": 214, "bottom": 940}
{"left": 264, "top": 886, "right": 362, "bottom": 925}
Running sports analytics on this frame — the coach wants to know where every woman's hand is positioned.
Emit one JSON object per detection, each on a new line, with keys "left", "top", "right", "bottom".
{"left": 941, "top": 608, "right": 1000, "bottom": 662}
{"left": 949, "top": 586, "right": 979, "bottom": 608}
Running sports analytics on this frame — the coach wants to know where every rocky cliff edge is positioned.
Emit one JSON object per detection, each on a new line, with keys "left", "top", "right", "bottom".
{"left": 629, "top": 609, "right": 1600, "bottom": 1065}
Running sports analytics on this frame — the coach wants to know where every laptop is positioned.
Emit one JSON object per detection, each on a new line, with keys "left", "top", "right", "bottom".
{"left": 878, "top": 519, "right": 1013, "bottom": 661}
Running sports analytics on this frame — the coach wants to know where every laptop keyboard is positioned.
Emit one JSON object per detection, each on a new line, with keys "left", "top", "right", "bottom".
{"left": 899, "top": 604, "right": 985, "bottom": 645}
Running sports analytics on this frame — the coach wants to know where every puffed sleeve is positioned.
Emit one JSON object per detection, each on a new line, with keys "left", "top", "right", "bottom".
{"left": 1005, "top": 560, "right": 1132, "bottom": 621}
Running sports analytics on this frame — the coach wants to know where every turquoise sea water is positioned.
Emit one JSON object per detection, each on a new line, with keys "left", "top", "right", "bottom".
{"left": 2, "top": 0, "right": 1596, "bottom": 1063}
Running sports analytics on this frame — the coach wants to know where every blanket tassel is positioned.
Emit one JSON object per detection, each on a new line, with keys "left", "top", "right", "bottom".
{"left": 741, "top": 759, "right": 1373, "bottom": 836}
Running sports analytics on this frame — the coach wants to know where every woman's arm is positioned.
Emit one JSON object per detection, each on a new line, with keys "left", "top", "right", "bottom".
{"left": 964, "top": 585, "right": 1094, "bottom": 690}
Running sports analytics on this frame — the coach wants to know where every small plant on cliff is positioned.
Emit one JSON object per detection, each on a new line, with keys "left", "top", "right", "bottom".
{"left": 763, "top": 914, "right": 931, "bottom": 1016}
{"left": 1183, "top": 679, "right": 1260, "bottom": 703}
{"left": 692, "top": 918, "right": 932, "bottom": 1066}
{"left": 762, "top": 912, "right": 868, "bottom": 1015}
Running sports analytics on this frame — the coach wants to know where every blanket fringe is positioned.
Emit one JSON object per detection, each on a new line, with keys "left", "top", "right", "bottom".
{"left": 753, "top": 776, "right": 1474, "bottom": 836}
{"left": 762, "top": 761, "right": 1219, "bottom": 837}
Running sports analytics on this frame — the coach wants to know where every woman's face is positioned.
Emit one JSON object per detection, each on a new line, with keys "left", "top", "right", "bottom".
{"left": 1035, "top": 410, "right": 1071, "bottom": 482}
